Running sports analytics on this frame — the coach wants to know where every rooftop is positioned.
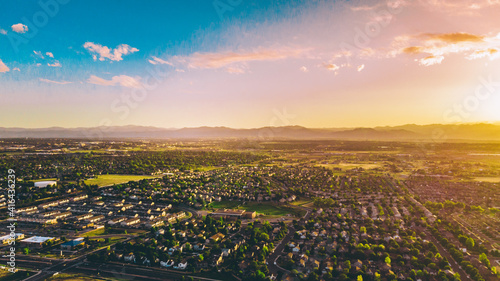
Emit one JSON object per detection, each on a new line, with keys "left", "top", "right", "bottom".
{"left": 61, "top": 239, "right": 85, "bottom": 247}
{"left": 21, "top": 236, "right": 54, "bottom": 243}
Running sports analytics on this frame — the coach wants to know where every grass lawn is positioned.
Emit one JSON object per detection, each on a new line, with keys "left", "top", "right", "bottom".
{"left": 0, "top": 270, "right": 31, "bottom": 281}
{"left": 290, "top": 199, "right": 313, "bottom": 206}
{"left": 473, "top": 177, "right": 500, "bottom": 183}
{"left": 209, "top": 201, "right": 305, "bottom": 218}
{"left": 80, "top": 227, "right": 106, "bottom": 237}
{"left": 30, "top": 178, "right": 57, "bottom": 182}
{"left": 317, "top": 163, "right": 382, "bottom": 170}
{"left": 194, "top": 166, "right": 221, "bottom": 172}
{"left": 90, "top": 237, "right": 123, "bottom": 244}
{"left": 210, "top": 200, "right": 242, "bottom": 209}
{"left": 83, "top": 174, "right": 160, "bottom": 187}
{"left": 46, "top": 273, "right": 110, "bottom": 280}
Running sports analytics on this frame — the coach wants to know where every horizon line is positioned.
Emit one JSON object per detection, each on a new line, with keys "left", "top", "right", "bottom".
{"left": 1, "top": 121, "right": 500, "bottom": 130}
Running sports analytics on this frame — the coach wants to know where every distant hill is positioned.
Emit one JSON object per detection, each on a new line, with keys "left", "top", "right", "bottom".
{"left": 1, "top": 123, "right": 499, "bottom": 141}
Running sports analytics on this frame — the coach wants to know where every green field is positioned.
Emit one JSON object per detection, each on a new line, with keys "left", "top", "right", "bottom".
{"left": 46, "top": 273, "right": 110, "bottom": 281}
{"left": 210, "top": 200, "right": 241, "bottom": 209}
{"left": 84, "top": 174, "right": 160, "bottom": 187}
{"left": 316, "top": 163, "right": 382, "bottom": 171}
{"left": 0, "top": 270, "right": 31, "bottom": 281}
{"left": 473, "top": 177, "right": 500, "bottom": 183}
{"left": 193, "top": 166, "right": 222, "bottom": 172}
{"left": 210, "top": 201, "right": 305, "bottom": 217}
{"left": 80, "top": 227, "right": 106, "bottom": 237}
{"left": 290, "top": 199, "right": 313, "bottom": 206}
{"left": 31, "top": 178, "right": 57, "bottom": 182}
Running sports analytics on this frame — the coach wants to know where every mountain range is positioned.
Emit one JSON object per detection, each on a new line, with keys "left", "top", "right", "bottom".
{"left": 1, "top": 123, "right": 500, "bottom": 141}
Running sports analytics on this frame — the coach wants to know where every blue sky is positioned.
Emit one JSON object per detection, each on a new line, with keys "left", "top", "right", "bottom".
{"left": 0, "top": 0, "right": 271, "bottom": 79}
{"left": 1, "top": 0, "right": 500, "bottom": 128}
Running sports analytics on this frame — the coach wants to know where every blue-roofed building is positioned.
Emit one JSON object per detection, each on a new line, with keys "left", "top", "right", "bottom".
{"left": 60, "top": 238, "right": 85, "bottom": 250}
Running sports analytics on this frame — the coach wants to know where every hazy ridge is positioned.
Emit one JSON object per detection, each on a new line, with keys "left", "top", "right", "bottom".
{"left": 1, "top": 123, "right": 500, "bottom": 141}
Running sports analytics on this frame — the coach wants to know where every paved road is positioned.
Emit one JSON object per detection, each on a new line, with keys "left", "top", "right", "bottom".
{"left": 76, "top": 261, "right": 231, "bottom": 281}
{"left": 22, "top": 235, "right": 139, "bottom": 281}
{"left": 425, "top": 229, "right": 472, "bottom": 281}
{"left": 267, "top": 208, "right": 311, "bottom": 276}
{"left": 452, "top": 214, "right": 498, "bottom": 250}
{"left": 0, "top": 256, "right": 53, "bottom": 270}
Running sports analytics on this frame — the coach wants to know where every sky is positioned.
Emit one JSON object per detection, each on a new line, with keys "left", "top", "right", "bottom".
{"left": 1, "top": 0, "right": 500, "bottom": 129}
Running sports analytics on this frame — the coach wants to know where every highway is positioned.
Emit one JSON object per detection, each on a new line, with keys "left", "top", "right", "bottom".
{"left": 76, "top": 261, "right": 230, "bottom": 281}
{"left": 21, "top": 230, "right": 142, "bottom": 280}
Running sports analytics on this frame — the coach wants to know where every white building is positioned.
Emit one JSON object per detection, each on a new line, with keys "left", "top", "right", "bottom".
{"left": 34, "top": 181, "right": 57, "bottom": 188}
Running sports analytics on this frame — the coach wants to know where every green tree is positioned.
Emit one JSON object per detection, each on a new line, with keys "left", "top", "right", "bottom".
{"left": 479, "top": 253, "right": 491, "bottom": 268}
{"left": 466, "top": 237, "right": 475, "bottom": 249}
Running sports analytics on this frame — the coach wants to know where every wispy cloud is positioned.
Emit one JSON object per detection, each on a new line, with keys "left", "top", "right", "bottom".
{"left": 174, "top": 47, "right": 308, "bottom": 70}
{"left": 225, "top": 67, "right": 246, "bottom": 74}
{"left": 350, "top": 4, "right": 381, "bottom": 11}
{"left": 33, "top": 50, "right": 45, "bottom": 59}
{"left": 11, "top": 23, "right": 28, "bottom": 33}
{"left": 422, "top": 0, "right": 500, "bottom": 15}
{"left": 39, "top": 78, "right": 72, "bottom": 85}
{"left": 148, "top": 56, "right": 173, "bottom": 65}
{"left": 322, "top": 60, "right": 350, "bottom": 73}
{"left": 418, "top": 55, "right": 445, "bottom": 66}
{"left": 47, "top": 61, "right": 62, "bottom": 67}
{"left": 395, "top": 32, "right": 500, "bottom": 66}
{"left": 87, "top": 75, "right": 142, "bottom": 88}
{"left": 34, "top": 51, "right": 62, "bottom": 67}
{"left": 421, "top": 32, "right": 484, "bottom": 43}
{"left": 466, "top": 48, "right": 499, "bottom": 60}
{"left": 83, "top": 42, "right": 139, "bottom": 62}
{"left": 0, "top": 59, "right": 9, "bottom": 73}
{"left": 324, "top": 63, "right": 340, "bottom": 71}
{"left": 0, "top": 28, "right": 7, "bottom": 35}
{"left": 357, "top": 64, "right": 365, "bottom": 72}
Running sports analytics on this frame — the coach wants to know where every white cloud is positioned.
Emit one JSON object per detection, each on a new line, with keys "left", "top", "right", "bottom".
{"left": 0, "top": 59, "right": 9, "bottom": 73}
{"left": 148, "top": 56, "right": 173, "bottom": 65}
{"left": 13, "top": 67, "right": 20, "bottom": 71}
{"left": 0, "top": 28, "right": 6, "bottom": 35}
{"left": 33, "top": 50, "right": 44, "bottom": 59}
{"left": 395, "top": 32, "right": 500, "bottom": 66}
{"left": 324, "top": 63, "right": 340, "bottom": 71}
{"left": 300, "top": 66, "right": 309, "bottom": 72}
{"left": 39, "top": 78, "right": 72, "bottom": 85}
{"left": 357, "top": 64, "right": 365, "bottom": 72}
{"left": 417, "top": 55, "right": 444, "bottom": 66}
{"left": 34, "top": 51, "right": 61, "bottom": 67}
{"left": 83, "top": 42, "right": 139, "bottom": 62}
{"left": 11, "top": 23, "right": 28, "bottom": 33}
{"left": 322, "top": 61, "right": 351, "bottom": 74}
{"left": 87, "top": 75, "right": 142, "bottom": 88}
{"left": 466, "top": 48, "right": 500, "bottom": 60}
{"left": 48, "top": 61, "right": 62, "bottom": 67}
{"left": 331, "top": 50, "right": 352, "bottom": 60}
